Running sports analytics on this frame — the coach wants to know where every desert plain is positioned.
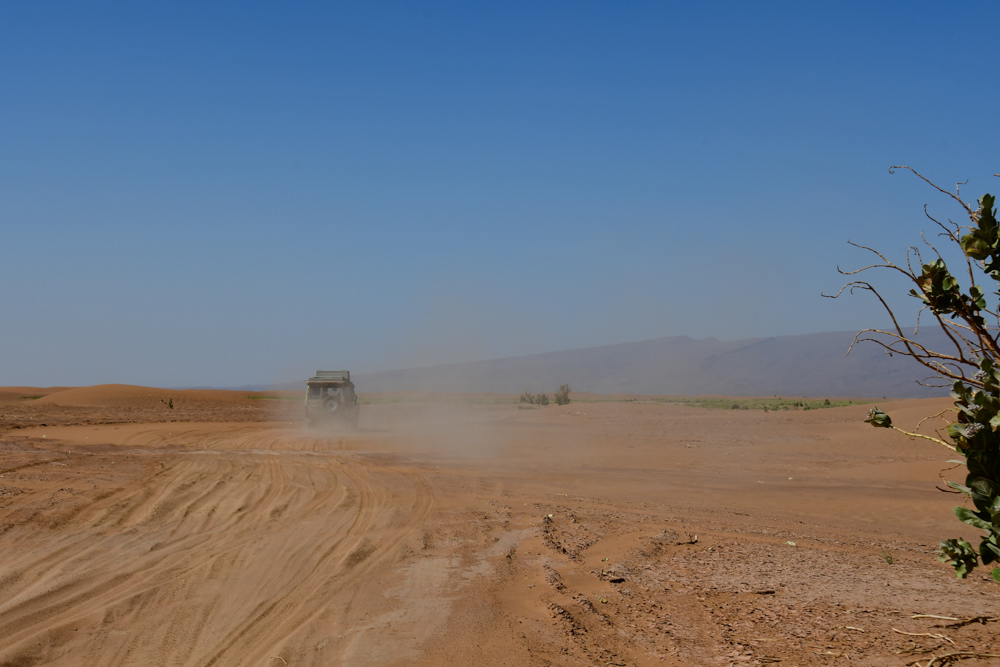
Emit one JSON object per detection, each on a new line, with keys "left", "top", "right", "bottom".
{"left": 0, "top": 386, "right": 997, "bottom": 667}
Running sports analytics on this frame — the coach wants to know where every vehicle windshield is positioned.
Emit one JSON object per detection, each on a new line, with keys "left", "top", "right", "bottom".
{"left": 308, "top": 384, "right": 352, "bottom": 399}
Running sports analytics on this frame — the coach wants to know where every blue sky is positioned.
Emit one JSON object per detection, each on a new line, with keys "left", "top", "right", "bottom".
{"left": 2, "top": 2, "right": 998, "bottom": 387}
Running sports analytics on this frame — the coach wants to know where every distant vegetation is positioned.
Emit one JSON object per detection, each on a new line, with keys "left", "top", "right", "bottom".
{"left": 654, "top": 397, "right": 859, "bottom": 411}
{"left": 520, "top": 390, "right": 548, "bottom": 405}
{"left": 351, "top": 391, "right": 855, "bottom": 410}
{"left": 520, "top": 385, "right": 572, "bottom": 406}
{"left": 832, "top": 167, "right": 1000, "bottom": 584}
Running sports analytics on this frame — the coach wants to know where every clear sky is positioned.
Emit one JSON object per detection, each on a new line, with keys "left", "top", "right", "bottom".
{"left": 2, "top": 1, "right": 998, "bottom": 387}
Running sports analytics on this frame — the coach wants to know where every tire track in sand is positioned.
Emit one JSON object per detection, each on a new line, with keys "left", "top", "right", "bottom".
{"left": 0, "top": 424, "right": 434, "bottom": 667}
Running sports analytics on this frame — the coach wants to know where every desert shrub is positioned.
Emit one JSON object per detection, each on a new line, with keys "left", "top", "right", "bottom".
{"left": 830, "top": 167, "right": 1000, "bottom": 583}
{"left": 520, "top": 389, "right": 551, "bottom": 405}
{"left": 554, "top": 384, "right": 572, "bottom": 405}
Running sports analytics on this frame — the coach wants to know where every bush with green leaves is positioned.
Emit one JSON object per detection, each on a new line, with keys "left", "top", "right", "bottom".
{"left": 831, "top": 167, "right": 1000, "bottom": 582}
{"left": 520, "top": 389, "right": 549, "bottom": 405}
{"left": 554, "top": 384, "right": 571, "bottom": 405}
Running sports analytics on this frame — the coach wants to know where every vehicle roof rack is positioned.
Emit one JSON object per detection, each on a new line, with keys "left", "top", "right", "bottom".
{"left": 307, "top": 370, "right": 351, "bottom": 383}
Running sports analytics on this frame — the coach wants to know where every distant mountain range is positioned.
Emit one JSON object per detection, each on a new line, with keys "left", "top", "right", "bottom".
{"left": 242, "top": 329, "right": 960, "bottom": 398}
{"left": 337, "top": 330, "right": 954, "bottom": 398}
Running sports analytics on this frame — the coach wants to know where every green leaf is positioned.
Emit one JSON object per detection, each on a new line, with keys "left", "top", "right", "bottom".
{"left": 947, "top": 481, "right": 972, "bottom": 495}
{"left": 982, "top": 539, "right": 1000, "bottom": 564}
{"left": 992, "top": 568, "right": 1000, "bottom": 583}
{"left": 865, "top": 406, "right": 892, "bottom": 428}
{"left": 955, "top": 507, "right": 994, "bottom": 531}
{"left": 947, "top": 423, "right": 965, "bottom": 441}
{"left": 970, "top": 478, "right": 997, "bottom": 512}
{"left": 963, "top": 235, "right": 991, "bottom": 260}
{"left": 980, "top": 193, "right": 997, "bottom": 220}
{"left": 939, "top": 538, "right": 979, "bottom": 578}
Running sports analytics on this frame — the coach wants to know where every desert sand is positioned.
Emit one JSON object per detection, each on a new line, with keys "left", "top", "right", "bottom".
{"left": 0, "top": 386, "right": 997, "bottom": 666}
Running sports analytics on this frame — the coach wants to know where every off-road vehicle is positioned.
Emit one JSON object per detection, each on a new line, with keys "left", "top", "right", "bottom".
{"left": 305, "top": 370, "right": 359, "bottom": 429}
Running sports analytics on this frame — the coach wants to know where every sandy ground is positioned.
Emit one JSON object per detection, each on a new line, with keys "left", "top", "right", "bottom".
{"left": 0, "top": 386, "right": 997, "bottom": 667}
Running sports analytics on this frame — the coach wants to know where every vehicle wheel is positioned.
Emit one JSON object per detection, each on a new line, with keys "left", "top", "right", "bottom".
{"left": 323, "top": 398, "right": 339, "bottom": 413}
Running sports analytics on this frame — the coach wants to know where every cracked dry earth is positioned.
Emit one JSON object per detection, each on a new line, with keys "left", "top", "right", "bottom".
{"left": 0, "top": 387, "right": 997, "bottom": 666}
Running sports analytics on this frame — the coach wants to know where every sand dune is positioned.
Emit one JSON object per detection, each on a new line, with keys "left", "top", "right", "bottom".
{"left": 0, "top": 388, "right": 74, "bottom": 404}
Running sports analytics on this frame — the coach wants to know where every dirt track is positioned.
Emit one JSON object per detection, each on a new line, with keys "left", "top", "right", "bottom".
{"left": 0, "top": 388, "right": 997, "bottom": 666}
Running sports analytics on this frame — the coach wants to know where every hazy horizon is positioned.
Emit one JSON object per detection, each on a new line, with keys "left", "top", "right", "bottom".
{"left": 3, "top": 2, "right": 998, "bottom": 387}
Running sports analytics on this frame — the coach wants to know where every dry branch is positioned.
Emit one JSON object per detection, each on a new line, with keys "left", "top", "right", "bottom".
{"left": 892, "top": 628, "right": 956, "bottom": 645}
{"left": 906, "top": 652, "right": 1000, "bottom": 667}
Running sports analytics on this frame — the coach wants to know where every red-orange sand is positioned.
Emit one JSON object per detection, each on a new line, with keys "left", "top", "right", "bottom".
{"left": 0, "top": 386, "right": 997, "bottom": 666}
